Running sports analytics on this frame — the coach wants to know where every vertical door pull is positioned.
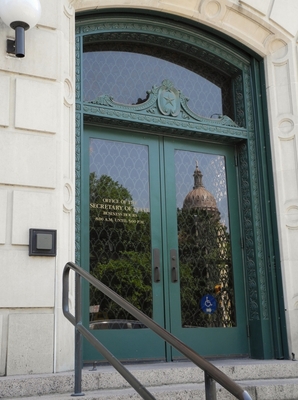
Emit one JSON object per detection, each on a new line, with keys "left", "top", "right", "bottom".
{"left": 153, "top": 248, "right": 160, "bottom": 282}
{"left": 170, "top": 249, "right": 178, "bottom": 282}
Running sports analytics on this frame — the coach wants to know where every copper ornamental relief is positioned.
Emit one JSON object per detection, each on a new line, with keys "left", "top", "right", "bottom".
{"left": 157, "top": 79, "right": 181, "bottom": 117}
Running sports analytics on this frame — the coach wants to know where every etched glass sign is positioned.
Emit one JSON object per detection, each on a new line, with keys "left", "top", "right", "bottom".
{"left": 89, "top": 138, "right": 151, "bottom": 330}
{"left": 174, "top": 150, "right": 236, "bottom": 328}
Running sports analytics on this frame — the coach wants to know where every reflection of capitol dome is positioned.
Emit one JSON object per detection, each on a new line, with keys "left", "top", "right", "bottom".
{"left": 183, "top": 163, "right": 219, "bottom": 213}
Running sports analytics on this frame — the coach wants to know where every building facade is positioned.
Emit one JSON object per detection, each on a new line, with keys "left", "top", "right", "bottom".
{"left": 0, "top": 0, "right": 298, "bottom": 375}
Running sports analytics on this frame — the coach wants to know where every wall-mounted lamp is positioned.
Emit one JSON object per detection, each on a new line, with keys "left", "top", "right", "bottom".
{"left": 0, "top": 0, "right": 41, "bottom": 58}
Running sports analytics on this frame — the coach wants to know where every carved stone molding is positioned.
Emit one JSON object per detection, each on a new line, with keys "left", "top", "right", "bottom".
{"left": 273, "top": 62, "right": 293, "bottom": 116}
{"left": 63, "top": 182, "right": 74, "bottom": 212}
{"left": 199, "top": 0, "right": 226, "bottom": 21}
{"left": 278, "top": 118, "right": 295, "bottom": 140}
{"left": 66, "top": 0, "right": 75, "bottom": 15}
{"left": 285, "top": 205, "right": 298, "bottom": 230}
{"left": 268, "top": 38, "right": 288, "bottom": 60}
{"left": 64, "top": 78, "right": 74, "bottom": 106}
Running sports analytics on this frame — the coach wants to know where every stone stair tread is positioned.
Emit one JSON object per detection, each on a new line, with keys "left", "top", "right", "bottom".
{"left": 1, "top": 360, "right": 298, "bottom": 400}
{"left": 3, "top": 379, "right": 298, "bottom": 400}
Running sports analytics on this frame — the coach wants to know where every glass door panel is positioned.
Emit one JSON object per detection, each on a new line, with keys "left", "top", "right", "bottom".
{"left": 82, "top": 126, "right": 165, "bottom": 362}
{"left": 89, "top": 138, "right": 152, "bottom": 328}
{"left": 82, "top": 127, "right": 249, "bottom": 361}
{"left": 164, "top": 138, "right": 248, "bottom": 358}
{"left": 175, "top": 151, "right": 235, "bottom": 329}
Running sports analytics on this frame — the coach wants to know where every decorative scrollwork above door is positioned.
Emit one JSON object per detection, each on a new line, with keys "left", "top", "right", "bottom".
{"left": 84, "top": 80, "right": 246, "bottom": 141}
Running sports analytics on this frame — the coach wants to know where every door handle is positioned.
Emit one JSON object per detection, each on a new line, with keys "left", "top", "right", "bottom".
{"left": 170, "top": 249, "right": 178, "bottom": 282}
{"left": 153, "top": 248, "right": 160, "bottom": 282}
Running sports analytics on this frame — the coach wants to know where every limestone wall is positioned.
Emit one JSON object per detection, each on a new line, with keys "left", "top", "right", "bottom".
{"left": 0, "top": 0, "right": 297, "bottom": 375}
{"left": 0, "top": 0, "right": 75, "bottom": 375}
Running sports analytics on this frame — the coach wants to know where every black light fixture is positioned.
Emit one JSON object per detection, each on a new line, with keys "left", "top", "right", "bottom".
{"left": 0, "top": 0, "right": 41, "bottom": 58}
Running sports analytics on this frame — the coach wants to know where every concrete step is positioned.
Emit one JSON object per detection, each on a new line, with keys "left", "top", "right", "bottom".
{"left": 1, "top": 359, "right": 298, "bottom": 400}
{"left": 3, "top": 380, "right": 298, "bottom": 400}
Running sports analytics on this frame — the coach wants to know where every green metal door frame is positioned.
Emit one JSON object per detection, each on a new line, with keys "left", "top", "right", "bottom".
{"left": 75, "top": 12, "right": 289, "bottom": 360}
{"left": 163, "top": 137, "right": 249, "bottom": 358}
{"left": 82, "top": 128, "right": 249, "bottom": 361}
{"left": 82, "top": 127, "right": 167, "bottom": 362}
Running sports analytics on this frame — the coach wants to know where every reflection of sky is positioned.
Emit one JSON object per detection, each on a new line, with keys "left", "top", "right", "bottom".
{"left": 89, "top": 139, "right": 230, "bottom": 229}
{"left": 83, "top": 51, "right": 223, "bottom": 118}
{"left": 89, "top": 139, "right": 150, "bottom": 211}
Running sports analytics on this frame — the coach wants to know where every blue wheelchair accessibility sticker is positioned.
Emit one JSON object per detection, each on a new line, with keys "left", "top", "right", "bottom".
{"left": 200, "top": 294, "right": 217, "bottom": 314}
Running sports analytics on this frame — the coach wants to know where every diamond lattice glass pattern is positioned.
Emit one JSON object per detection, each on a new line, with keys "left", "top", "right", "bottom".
{"left": 83, "top": 43, "right": 233, "bottom": 119}
{"left": 89, "top": 139, "right": 151, "bottom": 330}
{"left": 175, "top": 150, "right": 236, "bottom": 328}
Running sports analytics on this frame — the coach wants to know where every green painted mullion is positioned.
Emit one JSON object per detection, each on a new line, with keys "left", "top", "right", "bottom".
{"left": 241, "top": 59, "right": 273, "bottom": 358}
{"left": 252, "top": 58, "right": 288, "bottom": 359}
{"left": 249, "top": 58, "right": 274, "bottom": 358}
{"left": 75, "top": 31, "right": 83, "bottom": 265}
{"left": 158, "top": 137, "right": 172, "bottom": 362}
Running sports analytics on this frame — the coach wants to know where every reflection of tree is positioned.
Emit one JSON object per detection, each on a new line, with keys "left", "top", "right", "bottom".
{"left": 89, "top": 172, "right": 235, "bottom": 327}
{"left": 89, "top": 173, "right": 152, "bottom": 321}
{"left": 178, "top": 208, "right": 235, "bottom": 327}
{"left": 90, "top": 172, "right": 132, "bottom": 205}
{"left": 92, "top": 252, "right": 152, "bottom": 320}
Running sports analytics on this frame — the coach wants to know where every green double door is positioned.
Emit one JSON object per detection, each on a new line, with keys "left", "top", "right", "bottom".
{"left": 82, "top": 125, "right": 249, "bottom": 362}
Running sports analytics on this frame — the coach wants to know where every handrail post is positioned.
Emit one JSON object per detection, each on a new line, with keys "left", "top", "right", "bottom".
{"left": 72, "top": 272, "right": 84, "bottom": 397}
{"left": 205, "top": 371, "right": 217, "bottom": 400}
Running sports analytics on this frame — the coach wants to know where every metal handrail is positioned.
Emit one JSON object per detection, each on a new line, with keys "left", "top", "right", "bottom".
{"left": 62, "top": 261, "right": 252, "bottom": 400}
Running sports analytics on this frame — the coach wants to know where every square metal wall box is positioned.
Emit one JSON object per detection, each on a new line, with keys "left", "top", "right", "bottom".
{"left": 29, "top": 229, "right": 57, "bottom": 256}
